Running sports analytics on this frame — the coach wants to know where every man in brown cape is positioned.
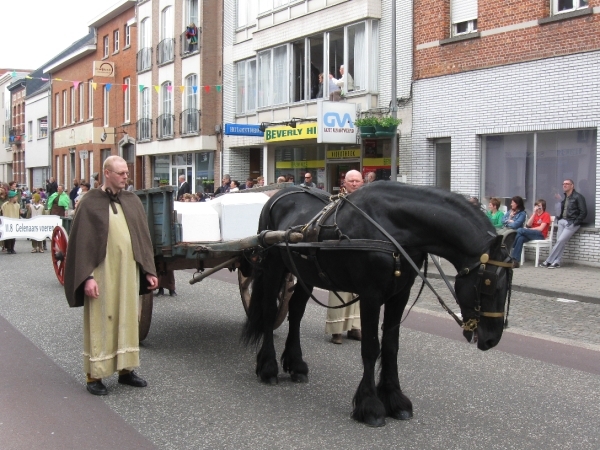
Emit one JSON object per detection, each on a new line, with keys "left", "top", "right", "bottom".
{"left": 64, "top": 156, "right": 158, "bottom": 396}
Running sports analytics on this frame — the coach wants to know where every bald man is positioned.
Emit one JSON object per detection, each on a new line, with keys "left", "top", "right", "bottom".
{"left": 325, "top": 170, "right": 364, "bottom": 344}
{"left": 64, "top": 156, "right": 158, "bottom": 395}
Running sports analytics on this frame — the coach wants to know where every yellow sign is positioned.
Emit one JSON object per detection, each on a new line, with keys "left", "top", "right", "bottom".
{"left": 327, "top": 149, "right": 361, "bottom": 159}
{"left": 275, "top": 160, "right": 324, "bottom": 169}
{"left": 363, "top": 157, "right": 392, "bottom": 166}
{"left": 265, "top": 122, "right": 318, "bottom": 142}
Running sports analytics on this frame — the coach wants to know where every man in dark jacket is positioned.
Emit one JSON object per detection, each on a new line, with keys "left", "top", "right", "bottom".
{"left": 215, "top": 174, "right": 231, "bottom": 195}
{"left": 46, "top": 177, "right": 58, "bottom": 196}
{"left": 69, "top": 179, "right": 80, "bottom": 208}
{"left": 542, "top": 179, "right": 587, "bottom": 269}
{"left": 176, "top": 174, "right": 191, "bottom": 200}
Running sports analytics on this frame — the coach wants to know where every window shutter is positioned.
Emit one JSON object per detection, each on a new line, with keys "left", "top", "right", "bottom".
{"left": 452, "top": 0, "right": 478, "bottom": 24}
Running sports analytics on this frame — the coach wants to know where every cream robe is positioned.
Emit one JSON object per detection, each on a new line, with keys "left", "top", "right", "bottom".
{"left": 83, "top": 203, "right": 140, "bottom": 379}
{"left": 325, "top": 291, "right": 361, "bottom": 334}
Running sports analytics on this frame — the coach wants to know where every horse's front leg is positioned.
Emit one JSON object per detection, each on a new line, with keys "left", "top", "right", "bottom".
{"left": 377, "top": 289, "right": 413, "bottom": 420}
{"left": 281, "top": 284, "right": 311, "bottom": 382}
{"left": 352, "top": 299, "right": 386, "bottom": 427}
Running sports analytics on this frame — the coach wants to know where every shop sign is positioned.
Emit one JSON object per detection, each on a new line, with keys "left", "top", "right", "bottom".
{"left": 0, "top": 216, "right": 62, "bottom": 241}
{"left": 224, "top": 123, "right": 264, "bottom": 137}
{"left": 264, "top": 123, "right": 317, "bottom": 142}
{"left": 275, "top": 159, "right": 325, "bottom": 169}
{"left": 327, "top": 149, "right": 361, "bottom": 159}
{"left": 93, "top": 61, "right": 115, "bottom": 77}
{"left": 317, "top": 101, "right": 356, "bottom": 144}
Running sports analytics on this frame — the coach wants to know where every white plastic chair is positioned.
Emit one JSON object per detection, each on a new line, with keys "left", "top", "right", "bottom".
{"left": 520, "top": 216, "right": 555, "bottom": 267}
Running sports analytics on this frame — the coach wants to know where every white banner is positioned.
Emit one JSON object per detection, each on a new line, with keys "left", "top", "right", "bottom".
{"left": 0, "top": 216, "right": 62, "bottom": 240}
{"left": 317, "top": 101, "right": 357, "bottom": 144}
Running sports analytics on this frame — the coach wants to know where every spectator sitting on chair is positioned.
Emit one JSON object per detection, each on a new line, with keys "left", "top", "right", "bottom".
{"left": 542, "top": 179, "right": 587, "bottom": 269}
{"left": 486, "top": 197, "right": 504, "bottom": 229}
{"left": 499, "top": 196, "right": 526, "bottom": 235}
{"left": 510, "top": 199, "right": 551, "bottom": 268}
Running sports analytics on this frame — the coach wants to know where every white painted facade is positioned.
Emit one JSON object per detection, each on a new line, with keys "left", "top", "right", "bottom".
{"left": 412, "top": 51, "right": 600, "bottom": 266}
{"left": 24, "top": 88, "right": 51, "bottom": 188}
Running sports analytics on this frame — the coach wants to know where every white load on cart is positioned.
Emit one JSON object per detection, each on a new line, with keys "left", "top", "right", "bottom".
{"left": 173, "top": 192, "right": 270, "bottom": 242}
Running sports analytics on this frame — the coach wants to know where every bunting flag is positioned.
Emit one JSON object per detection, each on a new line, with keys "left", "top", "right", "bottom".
{"left": 3, "top": 71, "right": 224, "bottom": 96}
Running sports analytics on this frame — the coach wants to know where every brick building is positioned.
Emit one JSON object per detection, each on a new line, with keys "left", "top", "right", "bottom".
{"left": 135, "top": 0, "right": 222, "bottom": 195}
{"left": 7, "top": 80, "right": 27, "bottom": 186}
{"left": 412, "top": 0, "right": 600, "bottom": 266}
{"left": 44, "top": 0, "right": 138, "bottom": 191}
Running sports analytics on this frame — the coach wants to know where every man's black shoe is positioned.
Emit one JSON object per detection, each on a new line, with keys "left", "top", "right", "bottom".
{"left": 86, "top": 380, "right": 108, "bottom": 396}
{"left": 169, "top": 290, "right": 177, "bottom": 296}
{"left": 118, "top": 371, "right": 147, "bottom": 387}
{"left": 548, "top": 263, "right": 561, "bottom": 269}
{"left": 156, "top": 288, "right": 164, "bottom": 297}
{"left": 540, "top": 261, "right": 550, "bottom": 268}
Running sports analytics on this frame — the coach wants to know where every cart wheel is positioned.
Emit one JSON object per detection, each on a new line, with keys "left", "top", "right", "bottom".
{"left": 51, "top": 226, "right": 69, "bottom": 286}
{"left": 239, "top": 270, "right": 295, "bottom": 329}
{"left": 138, "top": 292, "right": 153, "bottom": 341}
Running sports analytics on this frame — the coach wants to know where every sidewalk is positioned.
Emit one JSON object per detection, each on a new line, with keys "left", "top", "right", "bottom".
{"left": 427, "top": 256, "right": 599, "bottom": 304}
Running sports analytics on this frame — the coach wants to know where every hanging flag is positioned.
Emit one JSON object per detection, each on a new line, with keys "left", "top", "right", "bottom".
{"left": 91, "top": 82, "right": 97, "bottom": 90}
{"left": 105, "top": 83, "right": 112, "bottom": 91}
{"left": 154, "top": 85, "right": 160, "bottom": 93}
{"left": 139, "top": 84, "right": 145, "bottom": 92}
{"left": 73, "top": 81, "right": 80, "bottom": 89}
{"left": 25, "top": 76, "right": 33, "bottom": 79}
{"left": 179, "top": 85, "right": 185, "bottom": 93}
{"left": 192, "top": 86, "right": 198, "bottom": 94}
{"left": 11, "top": 71, "right": 16, "bottom": 77}
{"left": 204, "top": 85, "right": 210, "bottom": 93}
{"left": 216, "top": 85, "right": 222, "bottom": 93}
{"left": 55, "top": 78, "right": 63, "bottom": 81}
{"left": 41, "top": 77, "right": 49, "bottom": 81}
{"left": 167, "top": 85, "right": 173, "bottom": 92}
{"left": 122, "top": 84, "right": 128, "bottom": 92}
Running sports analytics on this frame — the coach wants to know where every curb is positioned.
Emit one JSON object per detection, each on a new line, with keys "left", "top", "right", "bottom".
{"left": 427, "top": 273, "right": 600, "bottom": 305}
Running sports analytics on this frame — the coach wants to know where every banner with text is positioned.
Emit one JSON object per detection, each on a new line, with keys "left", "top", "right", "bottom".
{"left": 317, "top": 101, "right": 357, "bottom": 144}
{"left": 264, "top": 123, "right": 318, "bottom": 142}
{"left": 0, "top": 216, "right": 62, "bottom": 240}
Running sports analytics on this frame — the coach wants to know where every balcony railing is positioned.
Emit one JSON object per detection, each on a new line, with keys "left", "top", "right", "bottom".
{"left": 137, "top": 118, "right": 153, "bottom": 141}
{"left": 180, "top": 29, "right": 201, "bottom": 57}
{"left": 157, "top": 38, "right": 175, "bottom": 65}
{"left": 137, "top": 47, "right": 152, "bottom": 73}
{"left": 157, "top": 114, "right": 175, "bottom": 139}
{"left": 180, "top": 109, "right": 200, "bottom": 135}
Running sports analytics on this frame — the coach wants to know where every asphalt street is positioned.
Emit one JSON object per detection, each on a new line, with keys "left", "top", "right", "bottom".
{"left": 1, "top": 240, "right": 599, "bottom": 449}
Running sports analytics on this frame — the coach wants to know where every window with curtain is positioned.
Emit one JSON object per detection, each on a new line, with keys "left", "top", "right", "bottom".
{"left": 273, "top": 45, "right": 288, "bottom": 105}
{"left": 162, "top": 82, "right": 172, "bottom": 115}
{"left": 185, "top": 74, "right": 197, "bottom": 110}
{"left": 451, "top": 0, "right": 478, "bottom": 35}
{"left": 186, "top": 0, "right": 199, "bottom": 26}
{"left": 347, "top": 22, "right": 365, "bottom": 91}
{"left": 140, "top": 87, "right": 150, "bottom": 118}
{"left": 161, "top": 7, "right": 173, "bottom": 39}
{"left": 236, "top": 61, "right": 246, "bottom": 112}
{"left": 79, "top": 84, "right": 84, "bottom": 122}
{"left": 70, "top": 87, "right": 75, "bottom": 123}
{"left": 257, "top": 50, "right": 272, "bottom": 108}
{"left": 483, "top": 130, "right": 596, "bottom": 223}
{"left": 140, "top": 18, "right": 150, "bottom": 48}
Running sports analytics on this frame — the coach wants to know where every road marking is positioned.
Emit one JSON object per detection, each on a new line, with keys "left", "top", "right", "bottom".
{"left": 556, "top": 298, "right": 579, "bottom": 303}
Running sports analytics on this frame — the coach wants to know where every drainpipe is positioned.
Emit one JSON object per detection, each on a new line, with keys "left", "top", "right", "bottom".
{"left": 390, "top": 0, "right": 398, "bottom": 182}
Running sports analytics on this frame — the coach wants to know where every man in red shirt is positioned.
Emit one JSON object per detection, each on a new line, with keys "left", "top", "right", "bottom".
{"left": 510, "top": 199, "right": 551, "bottom": 267}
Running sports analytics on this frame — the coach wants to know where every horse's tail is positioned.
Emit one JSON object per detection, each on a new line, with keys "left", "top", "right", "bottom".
{"left": 242, "top": 262, "right": 266, "bottom": 347}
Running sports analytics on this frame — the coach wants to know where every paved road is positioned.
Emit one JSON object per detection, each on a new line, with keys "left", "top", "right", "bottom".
{"left": 1, "top": 240, "right": 599, "bottom": 449}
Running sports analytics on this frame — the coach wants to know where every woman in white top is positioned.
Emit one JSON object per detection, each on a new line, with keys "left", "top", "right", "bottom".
{"left": 28, "top": 193, "right": 45, "bottom": 252}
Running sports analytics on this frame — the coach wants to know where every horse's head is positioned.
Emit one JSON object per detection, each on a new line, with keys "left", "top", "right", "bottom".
{"left": 454, "top": 235, "right": 512, "bottom": 351}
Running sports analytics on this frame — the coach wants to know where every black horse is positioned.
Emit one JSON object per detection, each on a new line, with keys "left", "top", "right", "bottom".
{"left": 243, "top": 183, "right": 512, "bottom": 427}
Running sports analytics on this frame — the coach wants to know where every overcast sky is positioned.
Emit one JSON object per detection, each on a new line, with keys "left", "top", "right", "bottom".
{"left": 0, "top": 0, "right": 120, "bottom": 71}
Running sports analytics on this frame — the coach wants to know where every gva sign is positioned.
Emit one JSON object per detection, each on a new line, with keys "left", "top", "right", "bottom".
{"left": 323, "top": 112, "right": 354, "bottom": 128}
{"left": 317, "top": 101, "right": 357, "bottom": 144}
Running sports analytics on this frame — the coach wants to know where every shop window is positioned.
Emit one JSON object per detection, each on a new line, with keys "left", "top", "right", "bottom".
{"left": 153, "top": 155, "right": 171, "bottom": 187}
{"left": 275, "top": 145, "right": 325, "bottom": 189}
{"left": 195, "top": 151, "right": 215, "bottom": 194}
{"left": 483, "top": 130, "right": 596, "bottom": 224}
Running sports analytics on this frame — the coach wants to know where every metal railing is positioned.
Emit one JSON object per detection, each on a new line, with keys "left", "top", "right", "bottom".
{"left": 157, "top": 114, "right": 175, "bottom": 139}
{"left": 180, "top": 29, "right": 201, "bottom": 57}
{"left": 157, "top": 38, "right": 175, "bottom": 65}
{"left": 136, "top": 47, "right": 152, "bottom": 73}
{"left": 137, "top": 118, "right": 153, "bottom": 141}
{"left": 180, "top": 109, "right": 200, "bottom": 135}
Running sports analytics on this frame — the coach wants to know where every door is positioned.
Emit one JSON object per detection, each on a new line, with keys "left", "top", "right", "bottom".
{"left": 435, "top": 140, "right": 451, "bottom": 190}
{"left": 326, "top": 161, "right": 360, "bottom": 193}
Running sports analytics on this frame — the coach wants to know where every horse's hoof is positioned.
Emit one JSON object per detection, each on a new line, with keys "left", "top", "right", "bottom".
{"left": 364, "top": 416, "right": 386, "bottom": 428}
{"left": 261, "top": 376, "right": 278, "bottom": 385}
{"left": 391, "top": 410, "right": 413, "bottom": 421}
{"left": 290, "top": 373, "right": 308, "bottom": 383}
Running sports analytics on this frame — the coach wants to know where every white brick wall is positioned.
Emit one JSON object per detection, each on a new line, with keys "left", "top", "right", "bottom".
{"left": 413, "top": 51, "right": 600, "bottom": 265}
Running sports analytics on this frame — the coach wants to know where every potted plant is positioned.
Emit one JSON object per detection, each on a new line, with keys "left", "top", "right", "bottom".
{"left": 354, "top": 116, "right": 378, "bottom": 137}
{"left": 375, "top": 116, "right": 401, "bottom": 137}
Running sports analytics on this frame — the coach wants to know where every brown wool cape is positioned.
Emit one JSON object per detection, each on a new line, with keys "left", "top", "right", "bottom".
{"left": 64, "top": 188, "right": 157, "bottom": 307}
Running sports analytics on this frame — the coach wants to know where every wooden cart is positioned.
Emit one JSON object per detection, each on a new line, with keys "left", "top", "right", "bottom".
{"left": 51, "top": 184, "right": 298, "bottom": 341}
